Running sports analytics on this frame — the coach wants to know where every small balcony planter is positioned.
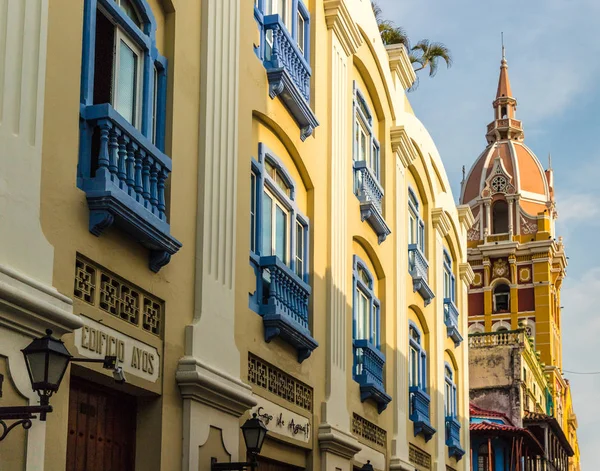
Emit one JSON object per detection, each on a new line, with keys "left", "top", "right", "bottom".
{"left": 79, "top": 104, "right": 181, "bottom": 272}
{"left": 353, "top": 339, "right": 392, "bottom": 413}
{"left": 409, "top": 386, "right": 436, "bottom": 441}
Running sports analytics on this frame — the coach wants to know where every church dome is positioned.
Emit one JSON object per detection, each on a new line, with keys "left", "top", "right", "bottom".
{"left": 459, "top": 48, "right": 555, "bottom": 240}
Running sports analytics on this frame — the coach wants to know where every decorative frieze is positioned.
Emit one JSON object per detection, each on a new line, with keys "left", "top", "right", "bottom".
{"left": 409, "top": 443, "right": 431, "bottom": 470}
{"left": 74, "top": 256, "right": 163, "bottom": 336}
{"left": 247, "top": 353, "right": 313, "bottom": 412}
{"left": 351, "top": 413, "right": 386, "bottom": 449}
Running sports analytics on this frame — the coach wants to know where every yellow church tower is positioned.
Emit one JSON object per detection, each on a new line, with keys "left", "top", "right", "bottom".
{"left": 461, "top": 47, "right": 581, "bottom": 469}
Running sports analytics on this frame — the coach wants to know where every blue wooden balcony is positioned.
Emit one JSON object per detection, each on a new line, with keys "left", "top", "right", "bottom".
{"left": 408, "top": 245, "right": 434, "bottom": 305}
{"left": 354, "top": 161, "right": 391, "bottom": 244}
{"left": 445, "top": 417, "right": 465, "bottom": 460}
{"left": 353, "top": 339, "right": 392, "bottom": 413}
{"left": 444, "top": 298, "right": 463, "bottom": 347}
{"left": 258, "top": 255, "right": 318, "bottom": 362}
{"left": 409, "top": 386, "right": 436, "bottom": 441}
{"left": 262, "top": 15, "right": 319, "bottom": 141}
{"left": 79, "top": 104, "right": 181, "bottom": 272}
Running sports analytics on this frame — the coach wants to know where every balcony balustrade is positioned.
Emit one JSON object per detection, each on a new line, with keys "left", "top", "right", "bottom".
{"left": 258, "top": 255, "right": 318, "bottom": 362}
{"left": 262, "top": 15, "right": 318, "bottom": 141}
{"left": 353, "top": 339, "right": 392, "bottom": 413}
{"left": 408, "top": 244, "right": 434, "bottom": 305}
{"left": 354, "top": 161, "right": 391, "bottom": 243}
{"left": 409, "top": 386, "right": 436, "bottom": 441}
{"left": 444, "top": 298, "right": 463, "bottom": 346}
{"left": 79, "top": 104, "right": 181, "bottom": 272}
{"left": 445, "top": 416, "right": 465, "bottom": 460}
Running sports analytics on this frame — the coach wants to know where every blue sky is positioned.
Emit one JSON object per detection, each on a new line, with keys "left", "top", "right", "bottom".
{"left": 377, "top": 0, "right": 600, "bottom": 466}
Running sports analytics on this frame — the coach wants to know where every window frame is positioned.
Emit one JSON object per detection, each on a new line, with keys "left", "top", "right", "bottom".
{"left": 408, "top": 321, "right": 427, "bottom": 392}
{"left": 443, "top": 250, "right": 456, "bottom": 303}
{"left": 352, "top": 256, "right": 381, "bottom": 348}
{"left": 80, "top": 0, "right": 168, "bottom": 152}
{"left": 250, "top": 143, "right": 310, "bottom": 283}
{"left": 444, "top": 363, "right": 457, "bottom": 419}
{"left": 353, "top": 83, "right": 380, "bottom": 181}
{"left": 408, "top": 187, "right": 425, "bottom": 254}
{"left": 493, "top": 283, "right": 510, "bottom": 313}
{"left": 113, "top": 28, "right": 144, "bottom": 128}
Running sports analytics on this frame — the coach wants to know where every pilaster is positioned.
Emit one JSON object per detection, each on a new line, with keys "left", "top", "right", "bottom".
{"left": 321, "top": 0, "right": 356, "bottom": 435}
{"left": 386, "top": 44, "right": 416, "bottom": 91}
{"left": 177, "top": 2, "right": 255, "bottom": 469}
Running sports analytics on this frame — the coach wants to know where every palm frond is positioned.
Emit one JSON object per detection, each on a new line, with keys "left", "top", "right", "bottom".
{"left": 371, "top": 1, "right": 383, "bottom": 22}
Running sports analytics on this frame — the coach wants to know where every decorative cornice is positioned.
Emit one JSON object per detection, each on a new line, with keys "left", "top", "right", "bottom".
{"left": 459, "top": 263, "right": 475, "bottom": 285}
{"left": 390, "top": 125, "right": 418, "bottom": 168}
{"left": 176, "top": 356, "right": 257, "bottom": 417}
{"left": 0, "top": 264, "right": 81, "bottom": 338}
{"left": 386, "top": 44, "right": 416, "bottom": 90}
{"left": 323, "top": 0, "right": 362, "bottom": 57}
{"left": 457, "top": 204, "right": 475, "bottom": 231}
{"left": 431, "top": 208, "right": 451, "bottom": 237}
{"left": 318, "top": 423, "right": 362, "bottom": 459}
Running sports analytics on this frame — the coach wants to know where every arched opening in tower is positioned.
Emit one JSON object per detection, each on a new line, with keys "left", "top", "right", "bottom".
{"left": 492, "top": 200, "right": 509, "bottom": 234}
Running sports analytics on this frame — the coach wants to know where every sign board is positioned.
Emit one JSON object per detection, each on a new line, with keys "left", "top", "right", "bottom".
{"left": 251, "top": 396, "right": 311, "bottom": 443}
{"left": 74, "top": 316, "right": 160, "bottom": 383}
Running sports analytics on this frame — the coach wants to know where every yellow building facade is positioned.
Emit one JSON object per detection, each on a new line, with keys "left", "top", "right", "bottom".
{"left": 0, "top": 1, "right": 473, "bottom": 470}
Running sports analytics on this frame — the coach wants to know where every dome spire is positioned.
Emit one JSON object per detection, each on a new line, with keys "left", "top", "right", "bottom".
{"left": 485, "top": 36, "right": 523, "bottom": 144}
{"left": 496, "top": 33, "right": 513, "bottom": 99}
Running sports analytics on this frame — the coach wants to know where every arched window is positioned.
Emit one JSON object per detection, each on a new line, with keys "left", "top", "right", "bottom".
{"left": 444, "top": 364, "right": 457, "bottom": 419}
{"left": 478, "top": 443, "right": 494, "bottom": 471}
{"left": 443, "top": 251, "right": 455, "bottom": 303}
{"left": 353, "top": 83, "right": 380, "bottom": 181}
{"left": 80, "top": 0, "right": 167, "bottom": 145}
{"left": 409, "top": 322, "right": 427, "bottom": 392}
{"left": 492, "top": 200, "right": 509, "bottom": 234}
{"left": 408, "top": 188, "right": 425, "bottom": 253}
{"left": 493, "top": 284, "right": 510, "bottom": 313}
{"left": 352, "top": 256, "right": 380, "bottom": 348}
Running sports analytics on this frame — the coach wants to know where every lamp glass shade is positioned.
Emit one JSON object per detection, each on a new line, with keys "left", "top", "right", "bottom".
{"left": 22, "top": 330, "right": 72, "bottom": 394}
{"left": 241, "top": 414, "right": 268, "bottom": 455}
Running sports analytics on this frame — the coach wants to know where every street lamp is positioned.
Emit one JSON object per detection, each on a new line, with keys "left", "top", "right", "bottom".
{"left": 211, "top": 413, "right": 268, "bottom": 471}
{"left": 0, "top": 330, "right": 121, "bottom": 441}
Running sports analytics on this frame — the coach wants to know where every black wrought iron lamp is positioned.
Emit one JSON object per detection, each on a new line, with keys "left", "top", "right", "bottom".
{"left": 0, "top": 330, "right": 119, "bottom": 442}
{"left": 211, "top": 413, "right": 268, "bottom": 471}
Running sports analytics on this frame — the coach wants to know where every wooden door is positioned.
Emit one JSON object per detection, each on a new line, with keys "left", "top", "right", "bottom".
{"left": 66, "top": 377, "right": 137, "bottom": 471}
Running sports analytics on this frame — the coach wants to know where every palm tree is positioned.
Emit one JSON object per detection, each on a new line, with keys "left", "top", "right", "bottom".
{"left": 372, "top": 2, "right": 410, "bottom": 49}
{"left": 410, "top": 39, "right": 453, "bottom": 77}
{"left": 370, "top": 2, "right": 452, "bottom": 87}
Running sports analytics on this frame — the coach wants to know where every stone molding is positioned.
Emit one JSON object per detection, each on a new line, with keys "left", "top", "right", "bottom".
{"left": 318, "top": 423, "right": 362, "bottom": 459}
{"left": 323, "top": 0, "right": 362, "bottom": 57}
{"left": 0, "top": 264, "right": 80, "bottom": 338}
{"left": 457, "top": 204, "right": 475, "bottom": 231}
{"left": 431, "top": 208, "right": 451, "bottom": 238}
{"left": 389, "top": 456, "right": 415, "bottom": 471}
{"left": 176, "top": 356, "right": 256, "bottom": 418}
{"left": 386, "top": 44, "right": 416, "bottom": 90}
{"left": 390, "top": 126, "right": 418, "bottom": 168}
{"left": 459, "top": 262, "right": 475, "bottom": 285}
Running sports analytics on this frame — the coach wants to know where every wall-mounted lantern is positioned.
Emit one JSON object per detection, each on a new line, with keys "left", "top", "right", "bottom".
{"left": 211, "top": 413, "right": 268, "bottom": 471}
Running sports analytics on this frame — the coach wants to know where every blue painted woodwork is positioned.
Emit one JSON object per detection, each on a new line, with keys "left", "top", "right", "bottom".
{"left": 354, "top": 161, "right": 391, "bottom": 243}
{"left": 80, "top": 104, "right": 181, "bottom": 272}
{"left": 261, "top": 15, "right": 319, "bottom": 141}
{"left": 446, "top": 417, "right": 465, "bottom": 460}
{"left": 408, "top": 244, "right": 435, "bottom": 305}
{"left": 256, "top": 255, "right": 318, "bottom": 362}
{"left": 79, "top": 0, "right": 175, "bottom": 271}
{"left": 444, "top": 298, "right": 463, "bottom": 346}
{"left": 249, "top": 144, "right": 315, "bottom": 362}
{"left": 471, "top": 438, "right": 507, "bottom": 471}
{"left": 353, "top": 339, "right": 392, "bottom": 413}
{"left": 409, "top": 386, "right": 436, "bottom": 441}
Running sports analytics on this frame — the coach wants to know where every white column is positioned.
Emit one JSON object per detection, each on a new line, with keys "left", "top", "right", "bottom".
{"left": 508, "top": 197, "right": 514, "bottom": 236}
{"left": 176, "top": 2, "right": 255, "bottom": 470}
{"left": 0, "top": 0, "right": 80, "bottom": 469}
{"left": 484, "top": 200, "right": 491, "bottom": 237}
